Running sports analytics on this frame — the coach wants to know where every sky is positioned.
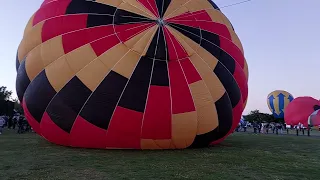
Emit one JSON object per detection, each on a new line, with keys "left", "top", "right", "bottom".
{"left": 0, "top": 0, "right": 319, "bottom": 115}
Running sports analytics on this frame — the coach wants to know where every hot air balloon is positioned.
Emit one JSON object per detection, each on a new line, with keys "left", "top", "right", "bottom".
{"left": 308, "top": 109, "right": 320, "bottom": 126}
{"left": 285, "top": 96, "right": 320, "bottom": 126}
{"left": 15, "top": 0, "right": 248, "bottom": 149}
{"left": 267, "top": 90, "right": 293, "bottom": 118}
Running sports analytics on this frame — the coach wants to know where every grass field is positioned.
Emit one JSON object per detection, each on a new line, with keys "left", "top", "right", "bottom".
{"left": 1, "top": 129, "right": 320, "bottom": 180}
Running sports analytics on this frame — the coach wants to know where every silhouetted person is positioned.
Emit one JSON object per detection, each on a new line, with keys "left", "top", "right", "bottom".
{"left": 17, "top": 117, "right": 24, "bottom": 134}
{"left": 272, "top": 125, "right": 276, "bottom": 133}
{"left": 0, "top": 117, "right": 5, "bottom": 135}
{"left": 258, "top": 123, "right": 262, "bottom": 133}
{"left": 253, "top": 122, "right": 258, "bottom": 134}
{"left": 12, "top": 117, "right": 16, "bottom": 129}
{"left": 7, "top": 117, "right": 12, "bottom": 129}
{"left": 243, "top": 124, "right": 247, "bottom": 132}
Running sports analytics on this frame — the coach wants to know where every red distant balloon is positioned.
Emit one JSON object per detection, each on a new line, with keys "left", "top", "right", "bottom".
{"left": 284, "top": 97, "right": 320, "bottom": 126}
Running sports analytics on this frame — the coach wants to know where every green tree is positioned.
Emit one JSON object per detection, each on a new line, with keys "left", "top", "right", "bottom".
{"left": 243, "top": 110, "right": 283, "bottom": 123}
{"left": 0, "top": 86, "right": 12, "bottom": 100}
{"left": 0, "top": 86, "right": 16, "bottom": 116}
{"left": 244, "top": 110, "right": 263, "bottom": 122}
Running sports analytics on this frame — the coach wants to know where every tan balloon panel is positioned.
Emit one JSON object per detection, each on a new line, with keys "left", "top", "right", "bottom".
{"left": 189, "top": 80, "right": 219, "bottom": 135}
{"left": 123, "top": 0, "right": 157, "bottom": 19}
{"left": 45, "top": 56, "right": 74, "bottom": 92}
{"left": 112, "top": 50, "right": 141, "bottom": 78}
{"left": 184, "top": 0, "right": 215, "bottom": 13}
{"left": 163, "top": 0, "right": 189, "bottom": 19}
{"left": 98, "top": 43, "right": 130, "bottom": 68}
{"left": 76, "top": 59, "right": 111, "bottom": 91}
{"left": 65, "top": 44, "right": 98, "bottom": 73}
{"left": 118, "top": 1, "right": 156, "bottom": 20}
{"left": 189, "top": 54, "right": 225, "bottom": 102}
{"left": 165, "top": 6, "right": 189, "bottom": 20}
{"left": 41, "top": 36, "right": 65, "bottom": 67}
{"left": 23, "top": 13, "right": 36, "bottom": 38}
{"left": 96, "top": 0, "right": 122, "bottom": 7}
{"left": 172, "top": 111, "right": 198, "bottom": 149}
{"left": 141, "top": 139, "right": 173, "bottom": 149}
{"left": 25, "top": 45, "right": 44, "bottom": 81}
{"left": 18, "top": 21, "right": 43, "bottom": 62}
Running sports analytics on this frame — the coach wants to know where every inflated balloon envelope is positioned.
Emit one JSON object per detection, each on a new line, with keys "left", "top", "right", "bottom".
{"left": 285, "top": 97, "right": 320, "bottom": 127}
{"left": 16, "top": 0, "right": 248, "bottom": 149}
{"left": 308, "top": 109, "right": 320, "bottom": 126}
{"left": 267, "top": 90, "right": 294, "bottom": 119}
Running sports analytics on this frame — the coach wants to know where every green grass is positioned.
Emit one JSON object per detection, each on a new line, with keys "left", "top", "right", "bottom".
{"left": 1, "top": 129, "right": 320, "bottom": 180}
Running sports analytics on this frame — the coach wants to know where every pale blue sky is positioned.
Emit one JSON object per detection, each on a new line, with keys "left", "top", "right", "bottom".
{"left": 0, "top": 0, "right": 319, "bottom": 114}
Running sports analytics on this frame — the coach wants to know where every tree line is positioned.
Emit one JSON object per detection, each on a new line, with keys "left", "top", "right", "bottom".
{"left": 243, "top": 110, "right": 284, "bottom": 123}
{"left": 0, "top": 86, "right": 23, "bottom": 116}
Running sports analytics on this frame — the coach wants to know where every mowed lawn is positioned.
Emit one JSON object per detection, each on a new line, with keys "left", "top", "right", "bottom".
{"left": 1, "top": 129, "right": 320, "bottom": 180}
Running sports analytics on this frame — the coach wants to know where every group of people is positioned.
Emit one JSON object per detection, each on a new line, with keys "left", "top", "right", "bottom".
{"left": 236, "top": 121, "right": 288, "bottom": 134}
{"left": 253, "top": 122, "right": 286, "bottom": 134}
{"left": 0, "top": 114, "right": 32, "bottom": 134}
{"left": 235, "top": 120, "right": 319, "bottom": 136}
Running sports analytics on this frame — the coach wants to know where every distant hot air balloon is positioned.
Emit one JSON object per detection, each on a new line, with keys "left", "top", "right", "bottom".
{"left": 267, "top": 90, "right": 294, "bottom": 118}
{"left": 308, "top": 109, "right": 320, "bottom": 126}
{"left": 285, "top": 96, "right": 320, "bottom": 126}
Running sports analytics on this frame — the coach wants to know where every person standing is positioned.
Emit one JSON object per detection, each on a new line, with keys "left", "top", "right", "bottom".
{"left": 7, "top": 116, "right": 12, "bottom": 129}
{"left": 266, "top": 123, "right": 270, "bottom": 134}
{"left": 253, "top": 121, "right": 258, "bottom": 134}
{"left": 296, "top": 123, "right": 300, "bottom": 136}
{"left": 258, "top": 123, "right": 262, "bottom": 133}
{"left": 12, "top": 116, "right": 17, "bottom": 129}
{"left": 17, "top": 116, "right": 24, "bottom": 134}
{"left": 243, "top": 121, "right": 247, "bottom": 132}
{"left": 279, "top": 123, "right": 283, "bottom": 134}
{"left": 3, "top": 116, "right": 8, "bottom": 127}
{"left": 0, "top": 116, "right": 5, "bottom": 135}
